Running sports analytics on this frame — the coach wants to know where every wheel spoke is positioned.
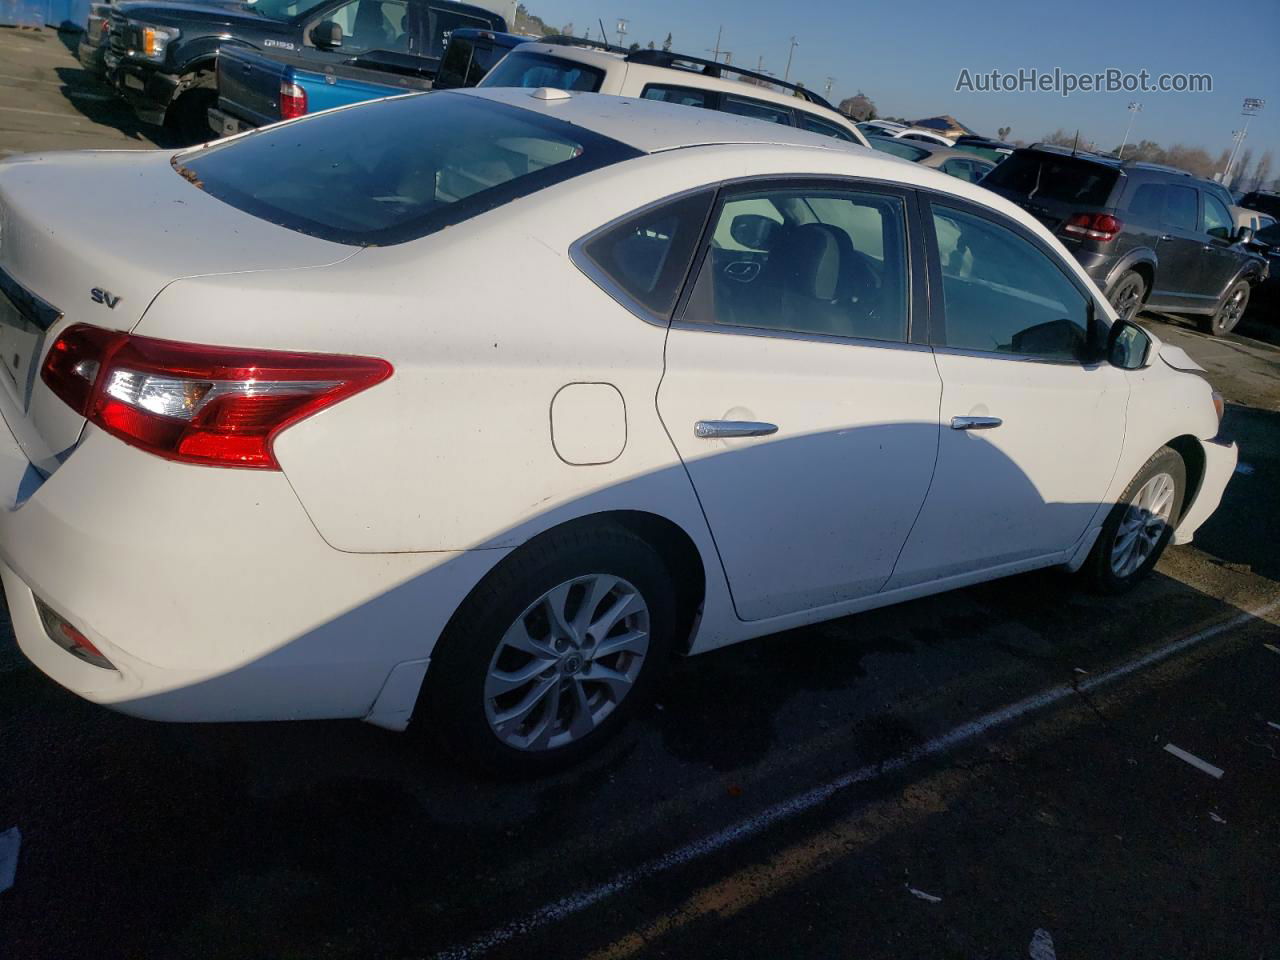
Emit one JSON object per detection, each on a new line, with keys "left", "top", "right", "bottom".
{"left": 502, "top": 618, "right": 556, "bottom": 659}
{"left": 525, "top": 680, "right": 562, "bottom": 750}
{"left": 493, "top": 675, "right": 557, "bottom": 728}
{"left": 585, "top": 664, "right": 633, "bottom": 701}
{"left": 567, "top": 679, "right": 596, "bottom": 738}
{"left": 593, "top": 628, "right": 648, "bottom": 660}
{"left": 588, "top": 590, "right": 646, "bottom": 643}
{"left": 485, "top": 657, "right": 555, "bottom": 698}
{"left": 543, "top": 582, "right": 576, "bottom": 640}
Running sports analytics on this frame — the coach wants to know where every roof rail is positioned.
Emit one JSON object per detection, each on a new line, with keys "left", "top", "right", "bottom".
{"left": 622, "top": 48, "right": 836, "bottom": 109}
{"left": 1121, "top": 159, "right": 1192, "bottom": 176}
{"left": 539, "top": 34, "right": 630, "bottom": 55}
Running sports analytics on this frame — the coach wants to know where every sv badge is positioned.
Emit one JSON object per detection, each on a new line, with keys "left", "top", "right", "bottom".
{"left": 90, "top": 287, "right": 121, "bottom": 309}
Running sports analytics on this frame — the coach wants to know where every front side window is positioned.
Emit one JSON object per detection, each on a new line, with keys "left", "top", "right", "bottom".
{"left": 477, "top": 51, "right": 604, "bottom": 91}
{"left": 683, "top": 187, "right": 909, "bottom": 342}
{"left": 1163, "top": 185, "right": 1198, "bottom": 231}
{"left": 321, "top": 0, "right": 412, "bottom": 53}
{"left": 1202, "top": 192, "right": 1233, "bottom": 240}
{"left": 176, "top": 92, "right": 638, "bottom": 245}
{"left": 796, "top": 113, "right": 856, "bottom": 143}
{"left": 578, "top": 192, "right": 713, "bottom": 319}
{"left": 424, "top": 6, "right": 495, "bottom": 58}
{"left": 640, "top": 84, "right": 713, "bottom": 108}
{"left": 930, "top": 204, "right": 1090, "bottom": 361}
{"left": 719, "top": 95, "right": 793, "bottom": 126}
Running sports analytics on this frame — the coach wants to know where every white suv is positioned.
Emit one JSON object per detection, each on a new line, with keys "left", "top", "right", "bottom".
{"left": 479, "top": 39, "right": 871, "bottom": 148}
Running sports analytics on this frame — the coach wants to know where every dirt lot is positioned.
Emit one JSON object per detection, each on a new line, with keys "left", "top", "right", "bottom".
{"left": 2, "top": 25, "right": 1279, "bottom": 960}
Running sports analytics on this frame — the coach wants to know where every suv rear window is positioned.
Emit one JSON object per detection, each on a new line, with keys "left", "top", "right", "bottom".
{"left": 983, "top": 151, "right": 1119, "bottom": 207}
{"left": 478, "top": 50, "right": 604, "bottom": 92}
{"left": 175, "top": 92, "right": 638, "bottom": 245}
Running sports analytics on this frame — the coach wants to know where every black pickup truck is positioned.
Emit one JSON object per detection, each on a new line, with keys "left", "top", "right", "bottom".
{"left": 211, "top": 26, "right": 528, "bottom": 135}
{"left": 105, "top": 0, "right": 505, "bottom": 140}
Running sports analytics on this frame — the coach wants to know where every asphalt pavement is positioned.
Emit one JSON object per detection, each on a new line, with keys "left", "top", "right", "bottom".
{"left": 1, "top": 26, "right": 1279, "bottom": 960}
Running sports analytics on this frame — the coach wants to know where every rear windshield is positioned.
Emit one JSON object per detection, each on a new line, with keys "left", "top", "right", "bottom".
{"left": 478, "top": 51, "right": 604, "bottom": 92}
{"left": 174, "top": 92, "right": 638, "bottom": 245}
{"left": 983, "top": 151, "right": 1120, "bottom": 206}
{"left": 868, "top": 138, "right": 929, "bottom": 162}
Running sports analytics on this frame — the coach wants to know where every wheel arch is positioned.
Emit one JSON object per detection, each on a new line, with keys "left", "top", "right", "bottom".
{"left": 1165, "top": 434, "right": 1206, "bottom": 523}
{"left": 1105, "top": 249, "right": 1157, "bottom": 301}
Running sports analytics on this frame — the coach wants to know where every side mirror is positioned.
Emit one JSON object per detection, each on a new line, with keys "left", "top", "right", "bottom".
{"left": 1235, "top": 225, "right": 1254, "bottom": 245}
{"left": 1107, "top": 318, "right": 1152, "bottom": 370}
{"left": 729, "top": 214, "right": 778, "bottom": 250}
{"left": 311, "top": 20, "right": 342, "bottom": 48}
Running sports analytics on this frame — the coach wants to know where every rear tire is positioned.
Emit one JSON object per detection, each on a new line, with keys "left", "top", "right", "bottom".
{"left": 1204, "top": 279, "right": 1249, "bottom": 336}
{"left": 1080, "top": 446, "right": 1186, "bottom": 594}
{"left": 166, "top": 83, "right": 216, "bottom": 145}
{"left": 418, "top": 524, "right": 676, "bottom": 777}
{"left": 1107, "top": 270, "right": 1146, "bottom": 323}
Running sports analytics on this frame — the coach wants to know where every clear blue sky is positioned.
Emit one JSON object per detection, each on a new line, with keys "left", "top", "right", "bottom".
{"left": 518, "top": 0, "right": 1279, "bottom": 167}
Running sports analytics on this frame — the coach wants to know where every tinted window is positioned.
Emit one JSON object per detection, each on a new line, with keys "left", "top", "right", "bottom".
{"left": 580, "top": 192, "right": 713, "bottom": 318}
{"left": 1202, "top": 192, "right": 1233, "bottom": 239}
{"left": 641, "top": 84, "right": 713, "bottom": 108}
{"left": 940, "top": 158, "right": 985, "bottom": 183}
{"left": 983, "top": 152, "right": 1119, "bottom": 206}
{"left": 478, "top": 51, "right": 604, "bottom": 91}
{"left": 425, "top": 7, "right": 496, "bottom": 58}
{"left": 684, "top": 188, "right": 909, "bottom": 342}
{"left": 177, "top": 93, "right": 637, "bottom": 245}
{"left": 719, "top": 95, "right": 793, "bottom": 126}
{"left": 1241, "top": 192, "right": 1280, "bottom": 218}
{"left": 1164, "top": 185, "right": 1197, "bottom": 230}
{"left": 797, "top": 113, "right": 857, "bottom": 143}
{"left": 1127, "top": 182, "right": 1165, "bottom": 223}
{"left": 868, "top": 137, "right": 929, "bottom": 162}
{"left": 931, "top": 204, "right": 1090, "bottom": 361}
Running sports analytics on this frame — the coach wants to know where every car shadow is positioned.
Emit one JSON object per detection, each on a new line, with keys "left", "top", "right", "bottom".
{"left": 51, "top": 65, "right": 183, "bottom": 147}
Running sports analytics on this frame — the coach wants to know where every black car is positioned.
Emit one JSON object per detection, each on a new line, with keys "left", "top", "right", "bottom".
{"left": 983, "top": 145, "right": 1269, "bottom": 335}
{"left": 105, "top": 0, "right": 505, "bottom": 139}
{"left": 1240, "top": 190, "right": 1280, "bottom": 222}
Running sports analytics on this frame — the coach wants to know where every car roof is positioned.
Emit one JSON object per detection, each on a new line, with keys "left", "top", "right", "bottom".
{"left": 459, "top": 88, "right": 867, "bottom": 154}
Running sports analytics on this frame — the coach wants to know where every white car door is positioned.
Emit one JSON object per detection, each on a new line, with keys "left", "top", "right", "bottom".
{"left": 656, "top": 181, "right": 942, "bottom": 621}
{"left": 886, "top": 197, "right": 1128, "bottom": 589}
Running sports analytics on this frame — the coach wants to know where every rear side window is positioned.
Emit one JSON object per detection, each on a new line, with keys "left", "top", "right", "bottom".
{"left": 719, "top": 95, "right": 793, "bottom": 126}
{"left": 176, "top": 93, "right": 638, "bottom": 245}
{"left": 1126, "top": 182, "right": 1165, "bottom": 223}
{"left": 796, "top": 113, "right": 857, "bottom": 143}
{"left": 983, "top": 152, "right": 1119, "bottom": 206}
{"left": 641, "top": 84, "right": 713, "bottom": 108}
{"left": 578, "top": 192, "right": 714, "bottom": 319}
{"left": 1164, "top": 185, "right": 1198, "bottom": 231}
{"left": 478, "top": 51, "right": 604, "bottom": 91}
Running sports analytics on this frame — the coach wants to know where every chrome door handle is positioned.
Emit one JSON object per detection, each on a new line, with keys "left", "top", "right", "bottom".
{"left": 1160, "top": 234, "right": 1174, "bottom": 242}
{"left": 694, "top": 420, "right": 779, "bottom": 439}
{"left": 951, "top": 416, "right": 1002, "bottom": 430}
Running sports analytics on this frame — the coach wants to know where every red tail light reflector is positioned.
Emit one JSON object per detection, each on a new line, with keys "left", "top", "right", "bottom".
{"left": 1063, "top": 212, "right": 1122, "bottom": 242}
{"left": 41, "top": 325, "right": 391, "bottom": 469}
{"left": 280, "top": 79, "right": 308, "bottom": 120}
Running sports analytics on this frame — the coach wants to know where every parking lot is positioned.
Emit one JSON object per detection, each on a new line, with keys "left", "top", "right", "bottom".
{"left": 2, "top": 24, "right": 1280, "bottom": 960}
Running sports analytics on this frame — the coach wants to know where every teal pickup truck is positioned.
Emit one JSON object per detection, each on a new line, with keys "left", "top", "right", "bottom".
{"left": 210, "top": 26, "right": 528, "bottom": 135}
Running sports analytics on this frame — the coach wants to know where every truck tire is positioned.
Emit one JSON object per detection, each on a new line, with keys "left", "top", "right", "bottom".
{"left": 167, "top": 78, "right": 216, "bottom": 144}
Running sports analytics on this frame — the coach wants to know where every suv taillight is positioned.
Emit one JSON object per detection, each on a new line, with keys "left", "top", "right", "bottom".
{"left": 1063, "top": 212, "right": 1122, "bottom": 242}
{"left": 280, "top": 79, "right": 307, "bottom": 120}
{"left": 41, "top": 325, "right": 391, "bottom": 470}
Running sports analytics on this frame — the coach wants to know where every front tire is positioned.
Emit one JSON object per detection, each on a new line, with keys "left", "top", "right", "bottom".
{"left": 166, "top": 83, "right": 216, "bottom": 145}
{"left": 419, "top": 525, "right": 676, "bottom": 776}
{"left": 1081, "top": 446, "right": 1186, "bottom": 594}
{"left": 1204, "top": 279, "right": 1249, "bottom": 336}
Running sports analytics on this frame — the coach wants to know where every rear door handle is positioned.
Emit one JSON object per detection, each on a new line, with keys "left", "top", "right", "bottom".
{"left": 694, "top": 420, "right": 778, "bottom": 439}
{"left": 951, "top": 416, "right": 1002, "bottom": 430}
{"left": 1160, "top": 234, "right": 1174, "bottom": 242}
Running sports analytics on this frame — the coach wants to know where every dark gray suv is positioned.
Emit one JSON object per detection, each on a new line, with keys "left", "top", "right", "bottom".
{"left": 984, "top": 145, "right": 1269, "bottom": 335}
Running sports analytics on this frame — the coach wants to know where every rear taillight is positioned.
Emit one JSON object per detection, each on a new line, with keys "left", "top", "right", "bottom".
{"left": 41, "top": 325, "right": 391, "bottom": 469}
{"left": 280, "top": 79, "right": 307, "bottom": 120}
{"left": 1063, "top": 212, "right": 1122, "bottom": 242}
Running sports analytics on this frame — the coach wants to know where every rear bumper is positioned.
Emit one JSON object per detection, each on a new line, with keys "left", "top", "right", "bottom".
{"left": 0, "top": 415, "right": 505, "bottom": 728}
{"left": 1172, "top": 438, "right": 1237, "bottom": 546}
{"left": 207, "top": 106, "right": 252, "bottom": 138}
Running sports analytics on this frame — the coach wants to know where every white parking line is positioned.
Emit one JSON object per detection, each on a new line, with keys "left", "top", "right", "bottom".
{"left": 1163, "top": 743, "right": 1224, "bottom": 779}
{"left": 436, "top": 598, "right": 1280, "bottom": 959}
{"left": 0, "top": 105, "right": 82, "bottom": 122}
{"left": 0, "top": 72, "right": 64, "bottom": 87}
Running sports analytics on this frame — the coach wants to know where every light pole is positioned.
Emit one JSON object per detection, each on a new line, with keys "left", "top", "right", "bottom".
{"left": 824, "top": 76, "right": 835, "bottom": 99}
{"left": 782, "top": 36, "right": 798, "bottom": 83}
{"left": 1118, "top": 101, "right": 1142, "bottom": 158}
{"left": 614, "top": 17, "right": 628, "bottom": 49}
{"left": 1222, "top": 97, "right": 1265, "bottom": 183}
{"left": 706, "top": 25, "right": 723, "bottom": 62}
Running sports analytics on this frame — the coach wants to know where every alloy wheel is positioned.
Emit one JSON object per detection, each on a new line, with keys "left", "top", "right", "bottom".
{"left": 483, "top": 574, "right": 650, "bottom": 752}
{"left": 1110, "top": 276, "right": 1144, "bottom": 322}
{"left": 1213, "top": 285, "right": 1248, "bottom": 334}
{"left": 1110, "top": 471, "right": 1176, "bottom": 577}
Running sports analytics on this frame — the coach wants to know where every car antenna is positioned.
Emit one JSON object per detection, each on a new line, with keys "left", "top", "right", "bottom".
{"left": 599, "top": 17, "right": 608, "bottom": 47}
{"left": 1071, "top": 129, "right": 1080, "bottom": 156}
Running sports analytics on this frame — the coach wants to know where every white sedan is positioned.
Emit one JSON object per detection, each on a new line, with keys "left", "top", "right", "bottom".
{"left": 0, "top": 89, "right": 1235, "bottom": 773}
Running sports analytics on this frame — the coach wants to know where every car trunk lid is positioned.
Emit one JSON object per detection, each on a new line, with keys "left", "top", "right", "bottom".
{"left": 0, "top": 149, "right": 357, "bottom": 472}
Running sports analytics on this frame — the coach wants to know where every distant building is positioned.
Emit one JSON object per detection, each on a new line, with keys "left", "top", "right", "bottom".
{"left": 911, "top": 115, "right": 978, "bottom": 138}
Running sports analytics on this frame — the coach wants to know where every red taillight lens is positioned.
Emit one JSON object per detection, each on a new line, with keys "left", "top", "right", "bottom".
{"left": 1063, "top": 212, "right": 1122, "bottom": 242}
{"left": 280, "top": 79, "right": 307, "bottom": 120}
{"left": 41, "top": 325, "right": 391, "bottom": 469}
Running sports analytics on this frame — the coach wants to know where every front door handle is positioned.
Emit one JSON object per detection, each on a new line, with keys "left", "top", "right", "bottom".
{"left": 694, "top": 420, "right": 779, "bottom": 439}
{"left": 951, "top": 416, "right": 1003, "bottom": 430}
